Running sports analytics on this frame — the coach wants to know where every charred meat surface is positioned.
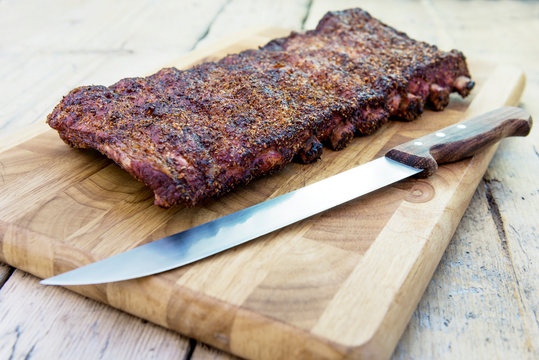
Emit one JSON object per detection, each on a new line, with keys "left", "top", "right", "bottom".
{"left": 47, "top": 8, "right": 474, "bottom": 207}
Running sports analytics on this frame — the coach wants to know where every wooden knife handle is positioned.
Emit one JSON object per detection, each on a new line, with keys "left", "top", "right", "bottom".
{"left": 385, "top": 106, "right": 532, "bottom": 177}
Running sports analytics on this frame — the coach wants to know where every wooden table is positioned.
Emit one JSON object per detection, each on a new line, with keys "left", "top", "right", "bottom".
{"left": 1, "top": 0, "right": 537, "bottom": 358}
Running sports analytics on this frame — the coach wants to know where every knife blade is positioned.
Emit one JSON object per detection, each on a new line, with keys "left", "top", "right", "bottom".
{"left": 41, "top": 106, "right": 532, "bottom": 286}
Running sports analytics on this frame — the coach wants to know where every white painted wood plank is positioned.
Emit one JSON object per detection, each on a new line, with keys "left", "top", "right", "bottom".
{"left": 195, "top": 0, "right": 310, "bottom": 49}
{"left": 0, "top": 0, "right": 227, "bottom": 132}
{"left": 0, "top": 271, "right": 190, "bottom": 359}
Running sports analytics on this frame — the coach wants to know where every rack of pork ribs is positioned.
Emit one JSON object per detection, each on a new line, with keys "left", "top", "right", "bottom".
{"left": 47, "top": 8, "right": 474, "bottom": 207}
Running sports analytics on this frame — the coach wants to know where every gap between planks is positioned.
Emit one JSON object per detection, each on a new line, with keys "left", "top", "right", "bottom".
{"left": 0, "top": 265, "right": 14, "bottom": 289}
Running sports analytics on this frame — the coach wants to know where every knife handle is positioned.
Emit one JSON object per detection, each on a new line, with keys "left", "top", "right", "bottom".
{"left": 385, "top": 106, "right": 532, "bottom": 177}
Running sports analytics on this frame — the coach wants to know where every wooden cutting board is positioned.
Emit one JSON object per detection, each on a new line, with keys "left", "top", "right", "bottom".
{"left": 0, "top": 28, "right": 526, "bottom": 359}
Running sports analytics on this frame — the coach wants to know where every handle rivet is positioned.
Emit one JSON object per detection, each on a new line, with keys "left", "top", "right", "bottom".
{"left": 457, "top": 124, "right": 467, "bottom": 129}
{"left": 414, "top": 141, "right": 423, "bottom": 146}
{"left": 435, "top": 132, "right": 446, "bottom": 137}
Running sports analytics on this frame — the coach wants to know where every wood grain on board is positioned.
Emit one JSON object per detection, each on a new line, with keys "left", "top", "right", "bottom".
{"left": 0, "top": 25, "right": 527, "bottom": 359}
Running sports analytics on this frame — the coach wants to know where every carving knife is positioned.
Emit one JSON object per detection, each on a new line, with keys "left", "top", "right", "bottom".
{"left": 41, "top": 106, "right": 532, "bottom": 286}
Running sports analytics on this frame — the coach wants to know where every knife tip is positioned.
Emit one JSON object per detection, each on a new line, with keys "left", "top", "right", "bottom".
{"left": 40, "top": 276, "right": 76, "bottom": 286}
{"left": 40, "top": 278, "right": 58, "bottom": 286}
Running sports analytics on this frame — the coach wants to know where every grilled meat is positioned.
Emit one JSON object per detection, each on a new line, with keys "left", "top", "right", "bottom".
{"left": 47, "top": 8, "right": 474, "bottom": 207}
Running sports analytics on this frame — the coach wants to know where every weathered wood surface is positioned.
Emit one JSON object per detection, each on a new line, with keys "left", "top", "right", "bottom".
{"left": 0, "top": 271, "right": 191, "bottom": 360}
{"left": 0, "top": 34, "right": 523, "bottom": 359}
{"left": 0, "top": 0, "right": 537, "bottom": 359}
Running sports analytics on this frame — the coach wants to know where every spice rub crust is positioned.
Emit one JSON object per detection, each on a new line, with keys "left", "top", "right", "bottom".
{"left": 47, "top": 8, "right": 474, "bottom": 207}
